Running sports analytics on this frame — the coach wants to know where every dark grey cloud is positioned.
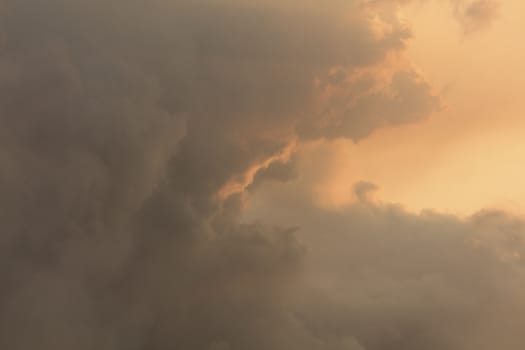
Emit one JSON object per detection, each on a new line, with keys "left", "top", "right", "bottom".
{"left": 0, "top": 0, "right": 487, "bottom": 349}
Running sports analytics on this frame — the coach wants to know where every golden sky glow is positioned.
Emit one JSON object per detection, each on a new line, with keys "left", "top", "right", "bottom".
{"left": 304, "top": 0, "right": 525, "bottom": 215}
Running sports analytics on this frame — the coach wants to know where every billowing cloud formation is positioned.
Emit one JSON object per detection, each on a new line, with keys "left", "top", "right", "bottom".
{"left": 0, "top": 0, "right": 507, "bottom": 349}
{"left": 247, "top": 179, "right": 525, "bottom": 350}
{"left": 303, "top": 206, "right": 525, "bottom": 350}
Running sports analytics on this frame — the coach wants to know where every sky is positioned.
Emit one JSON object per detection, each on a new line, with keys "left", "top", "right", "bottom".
{"left": 2, "top": 1, "right": 525, "bottom": 350}
{"left": 290, "top": 0, "right": 525, "bottom": 215}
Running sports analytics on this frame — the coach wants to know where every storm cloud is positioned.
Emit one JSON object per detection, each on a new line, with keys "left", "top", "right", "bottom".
{"left": 0, "top": 0, "right": 514, "bottom": 349}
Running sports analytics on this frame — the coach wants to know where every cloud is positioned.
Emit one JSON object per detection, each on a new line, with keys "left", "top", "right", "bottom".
{"left": 453, "top": 0, "right": 501, "bottom": 33}
{"left": 246, "top": 179, "right": 525, "bottom": 350}
{"left": 0, "top": 0, "right": 499, "bottom": 349}
{"left": 368, "top": 0, "right": 502, "bottom": 35}
{"left": 247, "top": 157, "right": 299, "bottom": 192}
{"left": 353, "top": 181, "right": 379, "bottom": 203}
{"left": 297, "top": 70, "right": 441, "bottom": 141}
